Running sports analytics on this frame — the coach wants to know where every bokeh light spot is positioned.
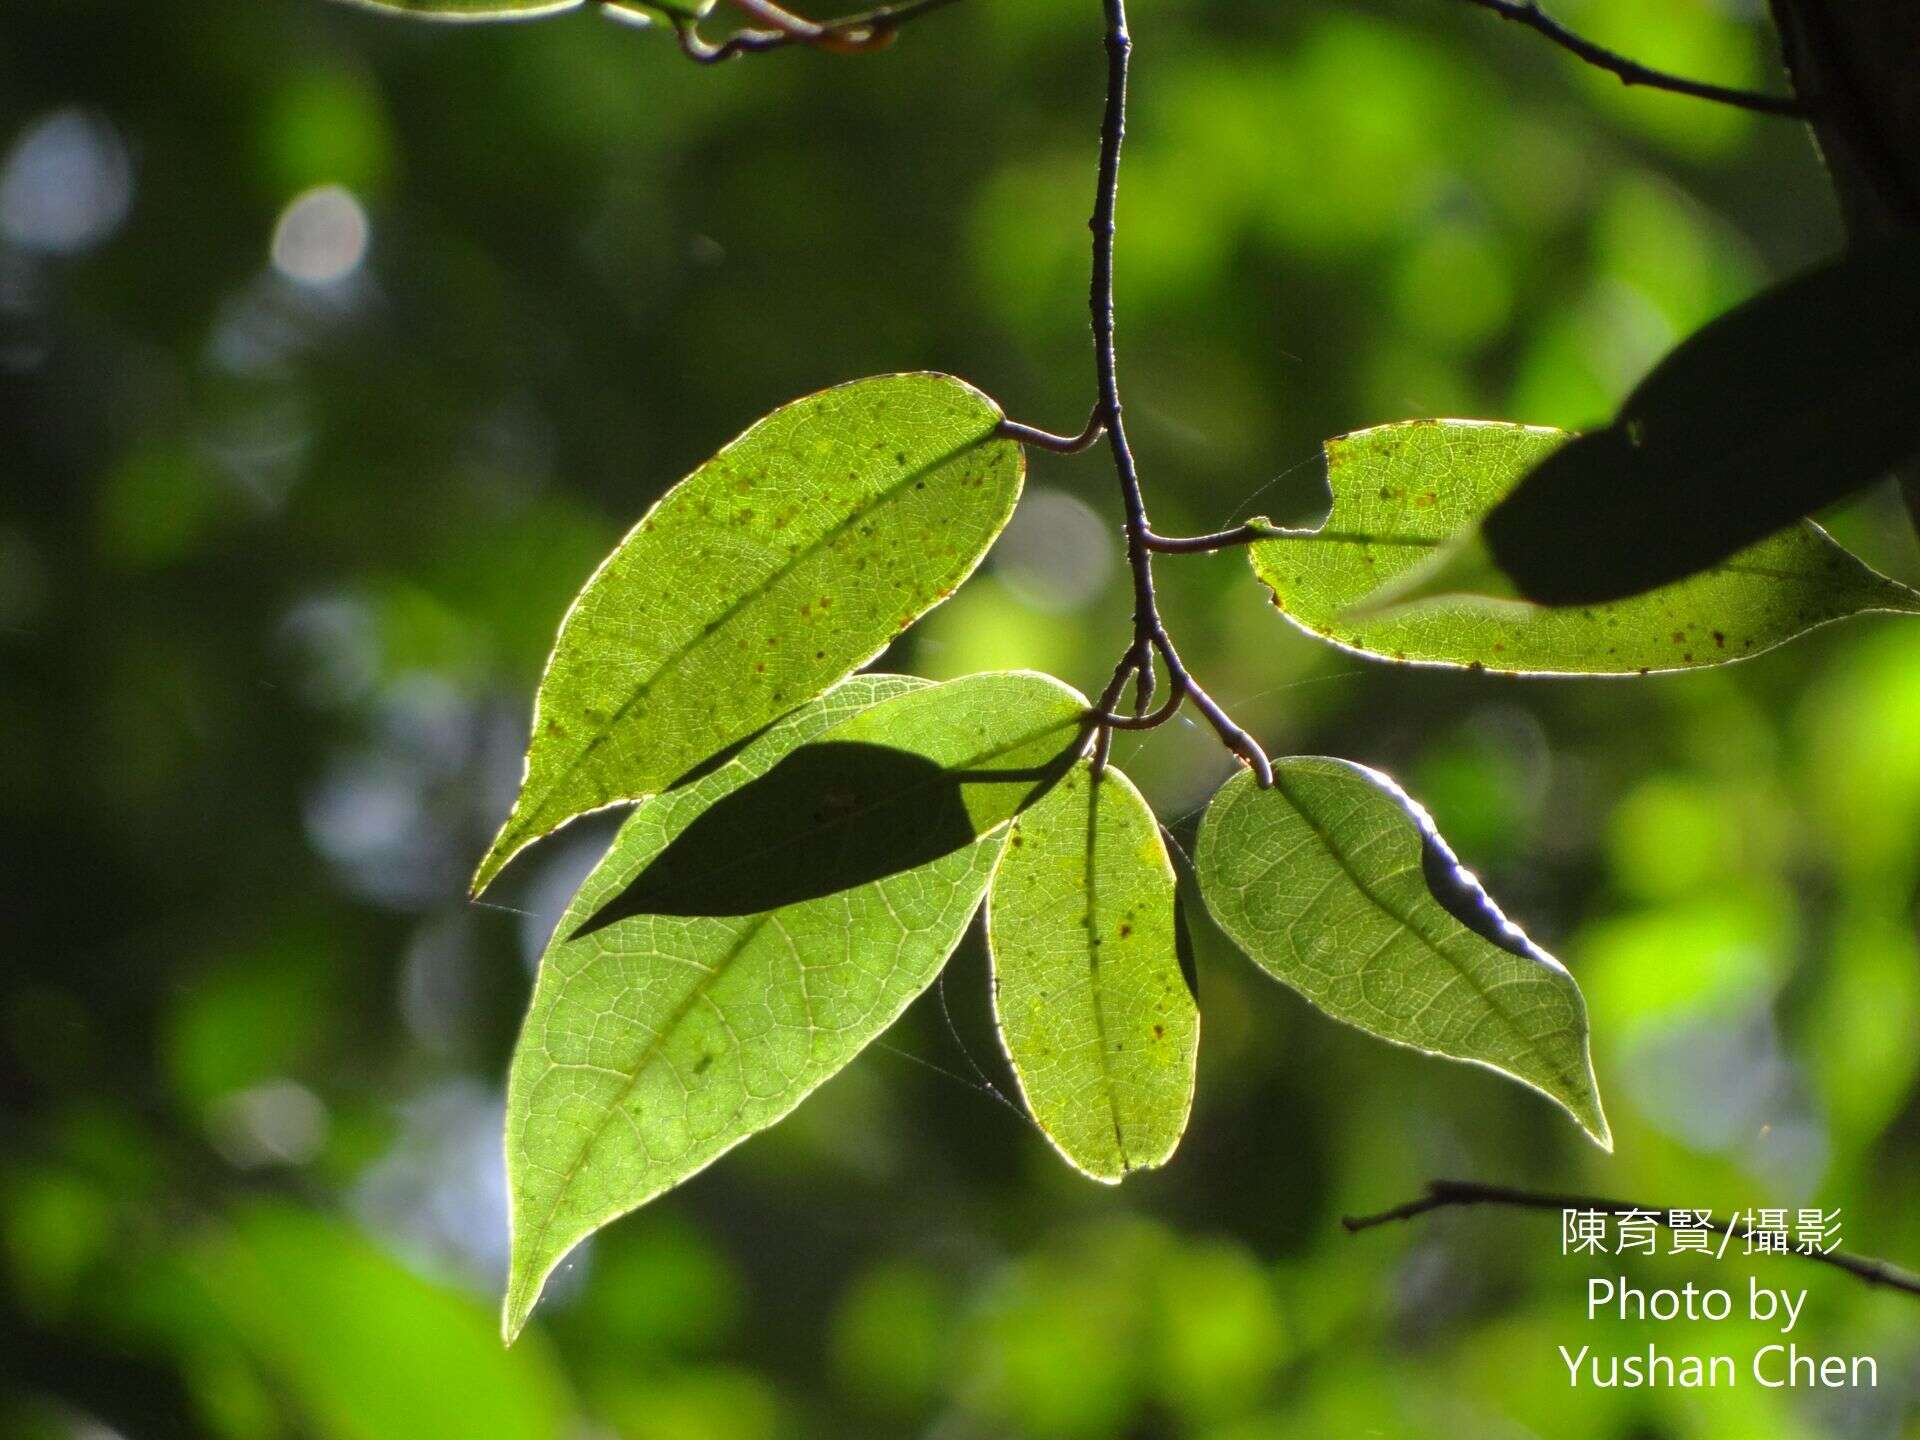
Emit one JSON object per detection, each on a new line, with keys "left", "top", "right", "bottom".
{"left": 270, "top": 183, "right": 369, "bottom": 285}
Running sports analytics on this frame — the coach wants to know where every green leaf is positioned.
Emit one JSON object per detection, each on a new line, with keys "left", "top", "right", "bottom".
{"left": 327, "top": 0, "right": 586, "bottom": 19}
{"left": 602, "top": 0, "right": 714, "bottom": 23}
{"left": 572, "top": 719, "right": 1081, "bottom": 934}
{"left": 505, "top": 670, "right": 1088, "bottom": 1340}
{"left": 474, "top": 373, "right": 1024, "bottom": 895}
{"left": 194, "top": 1205, "right": 572, "bottom": 1440}
{"left": 986, "top": 762, "right": 1197, "bottom": 1182}
{"left": 1194, "top": 760, "right": 1609, "bottom": 1146}
{"left": 1250, "top": 420, "right": 1919, "bottom": 675}
{"left": 328, "top": 0, "right": 715, "bottom": 18}
{"left": 1481, "top": 232, "right": 1920, "bottom": 604}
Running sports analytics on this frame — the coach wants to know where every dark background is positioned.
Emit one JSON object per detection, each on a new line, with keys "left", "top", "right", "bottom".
{"left": 4, "top": 0, "right": 1917, "bottom": 1435}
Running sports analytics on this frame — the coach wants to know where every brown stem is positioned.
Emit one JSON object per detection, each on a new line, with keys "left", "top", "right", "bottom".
{"left": 1142, "top": 523, "right": 1273, "bottom": 554}
{"left": 1082, "top": 0, "right": 1272, "bottom": 785}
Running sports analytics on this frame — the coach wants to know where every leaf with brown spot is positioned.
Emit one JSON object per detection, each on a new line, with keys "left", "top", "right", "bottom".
{"left": 1251, "top": 420, "right": 1919, "bottom": 676}
{"left": 986, "top": 761, "right": 1196, "bottom": 1182}
{"left": 504, "top": 670, "right": 1089, "bottom": 1341}
{"left": 474, "top": 374, "right": 1024, "bottom": 894}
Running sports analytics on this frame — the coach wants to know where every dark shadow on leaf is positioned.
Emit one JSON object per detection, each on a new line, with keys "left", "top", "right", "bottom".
{"left": 1172, "top": 890, "right": 1201, "bottom": 1007}
{"left": 664, "top": 712, "right": 785, "bottom": 793}
{"left": 1483, "top": 231, "right": 1920, "bottom": 604}
{"left": 1160, "top": 821, "right": 1202, "bottom": 1007}
{"left": 1420, "top": 832, "right": 1538, "bottom": 962}
{"left": 572, "top": 738, "right": 1078, "bottom": 934}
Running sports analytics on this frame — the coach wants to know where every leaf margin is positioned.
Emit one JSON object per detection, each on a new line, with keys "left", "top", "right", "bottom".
{"left": 474, "top": 371, "right": 1026, "bottom": 896}
{"left": 1249, "top": 417, "right": 1920, "bottom": 677}
{"left": 984, "top": 759, "right": 1198, "bottom": 1184}
{"left": 1194, "top": 757, "right": 1611, "bottom": 1149}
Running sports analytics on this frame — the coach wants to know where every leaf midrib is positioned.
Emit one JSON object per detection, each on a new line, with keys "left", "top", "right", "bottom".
{"left": 1080, "top": 770, "right": 1131, "bottom": 1174}
{"left": 518, "top": 912, "right": 773, "bottom": 1278}
{"left": 1259, "top": 770, "right": 1587, "bottom": 1102}
{"left": 522, "top": 702, "right": 1075, "bottom": 1278}
{"left": 515, "top": 422, "right": 1007, "bottom": 835}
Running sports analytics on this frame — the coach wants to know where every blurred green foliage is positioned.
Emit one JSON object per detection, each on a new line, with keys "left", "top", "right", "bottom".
{"left": 2, "top": 0, "right": 1916, "bottom": 1436}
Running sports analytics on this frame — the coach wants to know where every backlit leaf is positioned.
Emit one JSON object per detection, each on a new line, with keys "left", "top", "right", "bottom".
{"left": 1482, "top": 232, "right": 1920, "bottom": 604}
{"left": 474, "top": 373, "right": 1024, "bottom": 894}
{"left": 986, "top": 762, "right": 1197, "bottom": 1182}
{"left": 328, "top": 0, "right": 587, "bottom": 19}
{"left": 504, "top": 670, "right": 1089, "bottom": 1340}
{"left": 573, "top": 678, "right": 1085, "bottom": 932}
{"left": 330, "top": 0, "right": 713, "bottom": 21}
{"left": 1250, "top": 420, "right": 1918, "bottom": 674}
{"left": 1195, "top": 760, "right": 1608, "bottom": 1146}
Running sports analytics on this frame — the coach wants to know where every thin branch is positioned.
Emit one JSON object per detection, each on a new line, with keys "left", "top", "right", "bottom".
{"left": 658, "top": 0, "right": 959, "bottom": 64}
{"left": 1344, "top": 1179, "right": 1920, "bottom": 1300}
{"left": 1094, "top": 683, "right": 1185, "bottom": 730}
{"left": 997, "top": 407, "right": 1106, "bottom": 454}
{"left": 1081, "top": 0, "right": 1273, "bottom": 785}
{"left": 1090, "top": 0, "right": 1152, "bottom": 678}
{"left": 669, "top": 0, "right": 1273, "bottom": 774}
{"left": 1455, "top": 0, "right": 1811, "bottom": 118}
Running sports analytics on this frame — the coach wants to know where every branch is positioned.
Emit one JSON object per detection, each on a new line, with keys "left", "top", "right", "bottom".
{"left": 1454, "top": 0, "right": 1810, "bottom": 117}
{"left": 1083, "top": 0, "right": 1273, "bottom": 786}
{"left": 657, "top": 0, "right": 959, "bottom": 63}
{"left": 664, "top": 0, "right": 1275, "bottom": 777}
{"left": 1344, "top": 1179, "right": 1920, "bottom": 1300}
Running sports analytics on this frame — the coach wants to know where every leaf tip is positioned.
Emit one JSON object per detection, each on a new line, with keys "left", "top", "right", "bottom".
{"left": 500, "top": 1278, "right": 532, "bottom": 1347}
{"left": 471, "top": 806, "right": 540, "bottom": 898}
{"left": 501, "top": 1245, "right": 557, "bottom": 1346}
{"left": 469, "top": 837, "right": 514, "bottom": 900}
{"left": 1878, "top": 577, "right": 1920, "bottom": 617}
{"left": 1570, "top": 1073, "right": 1612, "bottom": 1153}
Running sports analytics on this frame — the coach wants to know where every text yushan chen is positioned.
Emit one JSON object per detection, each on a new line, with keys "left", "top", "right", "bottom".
{"left": 1559, "top": 1277, "right": 1879, "bottom": 1390}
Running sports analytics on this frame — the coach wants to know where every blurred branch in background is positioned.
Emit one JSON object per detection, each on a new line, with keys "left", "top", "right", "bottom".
{"left": 1345, "top": 1179, "right": 1920, "bottom": 1299}
{"left": 1454, "top": 0, "right": 1810, "bottom": 117}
